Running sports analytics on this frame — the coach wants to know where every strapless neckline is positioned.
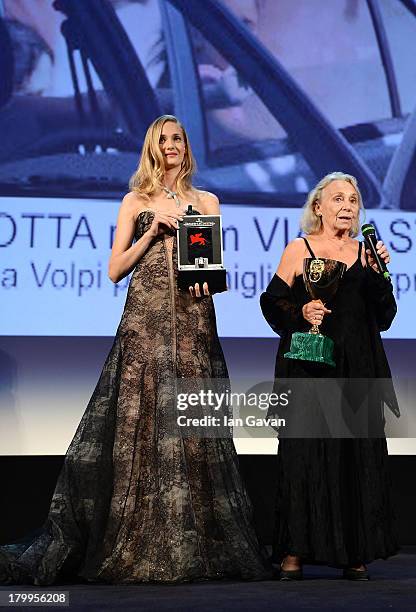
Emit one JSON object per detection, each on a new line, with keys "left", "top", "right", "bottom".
{"left": 136, "top": 208, "right": 202, "bottom": 222}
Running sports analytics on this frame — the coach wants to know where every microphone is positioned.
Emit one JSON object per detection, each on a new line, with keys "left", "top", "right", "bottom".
{"left": 361, "top": 223, "right": 390, "bottom": 280}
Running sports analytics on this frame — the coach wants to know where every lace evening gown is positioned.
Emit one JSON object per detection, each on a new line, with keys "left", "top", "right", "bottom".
{"left": 260, "top": 238, "right": 399, "bottom": 567}
{"left": 0, "top": 210, "right": 268, "bottom": 585}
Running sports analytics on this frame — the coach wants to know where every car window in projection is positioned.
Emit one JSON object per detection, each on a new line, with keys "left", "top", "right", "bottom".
{"left": 377, "top": 0, "right": 416, "bottom": 115}
{"left": 1, "top": 0, "right": 416, "bottom": 207}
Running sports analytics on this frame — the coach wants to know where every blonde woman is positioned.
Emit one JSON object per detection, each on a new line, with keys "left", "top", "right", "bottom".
{"left": 261, "top": 172, "right": 398, "bottom": 581}
{"left": 0, "top": 115, "right": 267, "bottom": 585}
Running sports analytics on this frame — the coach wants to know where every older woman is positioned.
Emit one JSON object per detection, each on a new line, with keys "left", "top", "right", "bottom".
{"left": 260, "top": 172, "right": 399, "bottom": 580}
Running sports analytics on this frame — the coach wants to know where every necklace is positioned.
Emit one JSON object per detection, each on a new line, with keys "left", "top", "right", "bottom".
{"left": 163, "top": 186, "right": 181, "bottom": 208}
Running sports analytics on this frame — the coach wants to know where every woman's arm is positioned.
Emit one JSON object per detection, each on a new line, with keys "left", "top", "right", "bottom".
{"left": 198, "top": 190, "right": 220, "bottom": 215}
{"left": 260, "top": 240, "right": 305, "bottom": 336}
{"left": 260, "top": 239, "right": 331, "bottom": 335}
{"left": 275, "top": 238, "right": 304, "bottom": 288}
{"left": 108, "top": 193, "right": 152, "bottom": 283}
{"left": 365, "top": 266, "right": 397, "bottom": 331}
{"left": 108, "top": 193, "right": 182, "bottom": 283}
{"left": 260, "top": 275, "right": 304, "bottom": 336}
{"left": 362, "top": 240, "right": 397, "bottom": 331}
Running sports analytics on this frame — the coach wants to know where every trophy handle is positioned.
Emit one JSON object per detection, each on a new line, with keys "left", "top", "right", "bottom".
{"left": 308, "top": 297, "right": 325, "bottom": 336}
{"left": 310, "top": 322, "right": 320, "bottom": 335}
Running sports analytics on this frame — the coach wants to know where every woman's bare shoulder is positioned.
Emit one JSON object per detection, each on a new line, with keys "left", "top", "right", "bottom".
{"left": 283, "top": 237, "right": 306, "bottom": 255}
{"left": 196, "top": 189, "right": 219, "bottom": 201}
{"left": 120, "top": 191, "right": 149, "bottom": 219}
{"left": 275, "top": 238, "right": 306, "bottom": 286}
{"left": 194, "top": 189, "right": 220, "bottom": 213}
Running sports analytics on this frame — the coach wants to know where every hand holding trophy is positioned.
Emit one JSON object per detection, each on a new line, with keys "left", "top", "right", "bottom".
{"left": 301, "top": 299, "right": 332, "bottom": 332}
{"left": 284, "top": 257, "right": 346, "bottom": 367}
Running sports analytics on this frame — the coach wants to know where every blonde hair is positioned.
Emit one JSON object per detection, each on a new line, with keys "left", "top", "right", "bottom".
{"left": 300, "top": 172, "right": 364, "bottom": 238}
{"left": 129, "top": 115, "right": 196, "bottom": 199}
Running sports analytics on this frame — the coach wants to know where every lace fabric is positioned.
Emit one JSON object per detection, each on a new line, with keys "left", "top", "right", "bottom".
{"left": 1, "top": 211, "right": 268, "bottom": 585}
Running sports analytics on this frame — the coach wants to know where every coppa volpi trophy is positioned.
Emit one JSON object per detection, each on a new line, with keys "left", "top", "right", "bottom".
{"left": 284, "top": 258, "right": 346, "bottom": 367}
{"left": 177, "top": 206, "right": 227, "bottom": 293}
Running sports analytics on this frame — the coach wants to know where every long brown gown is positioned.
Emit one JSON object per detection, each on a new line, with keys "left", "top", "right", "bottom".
{"left": 0, "top": 209, "right": 268, "bottom": 585}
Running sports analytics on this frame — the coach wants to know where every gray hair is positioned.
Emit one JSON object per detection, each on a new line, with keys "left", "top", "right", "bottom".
{"left": 300, "top": 172, "right": 364, "bottom": 238}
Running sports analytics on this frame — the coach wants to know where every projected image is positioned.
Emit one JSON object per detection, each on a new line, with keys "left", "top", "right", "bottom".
{"left": 0, "top": 0, "right": 415, "bottom": 208}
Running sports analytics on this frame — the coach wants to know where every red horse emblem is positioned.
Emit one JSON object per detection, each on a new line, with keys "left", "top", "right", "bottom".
{"left": 189, "top": 233, "right": 207, "bottom": 246}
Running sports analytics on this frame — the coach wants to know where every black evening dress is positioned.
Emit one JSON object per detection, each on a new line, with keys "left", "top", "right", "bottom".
{"left": 0, "top": 210, "right": 268, "bottom": 585}
{"left": 260, "top": 237, "right": 399, "bottom": 567}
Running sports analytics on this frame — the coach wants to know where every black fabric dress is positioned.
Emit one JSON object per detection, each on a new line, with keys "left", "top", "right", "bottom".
{"left": 260, "top": 238, "right": 399, "bottom": 567}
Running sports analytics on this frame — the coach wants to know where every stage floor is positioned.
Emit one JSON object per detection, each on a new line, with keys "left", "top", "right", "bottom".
{"left": 1, "top": 548, "right": 414, "bottom": 611}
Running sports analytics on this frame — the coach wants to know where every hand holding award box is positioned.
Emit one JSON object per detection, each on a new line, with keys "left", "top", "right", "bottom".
{"left": 177, "top": 206, "right": 227, "bottom": 294}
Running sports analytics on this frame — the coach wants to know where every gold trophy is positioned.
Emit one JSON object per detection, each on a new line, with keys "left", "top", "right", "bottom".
{"left": 284, "top": 258, "right": 346, "bottom": 367}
